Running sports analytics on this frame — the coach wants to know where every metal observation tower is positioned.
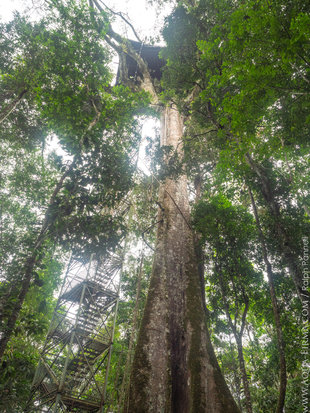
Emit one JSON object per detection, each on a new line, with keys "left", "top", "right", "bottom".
{"left": 27, "top": 38, "right": 162, "bottom": 412}
{"left": 27, "top": 250, "right": 123, "bottom": 412}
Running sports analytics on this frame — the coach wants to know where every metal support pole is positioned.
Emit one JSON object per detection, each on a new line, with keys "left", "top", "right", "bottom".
{"left": 53, "top": 254, "right": 94, "bottom": 412}
{"left": 25, "top": 253, "right": 73, "bottom": 413}
{"left": 99, "top": 245, "right": 127, "bottom": 413}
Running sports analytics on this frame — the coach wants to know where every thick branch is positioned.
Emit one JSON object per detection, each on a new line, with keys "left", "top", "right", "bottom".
{"left": 0, "top": 89, "right": 27, "bottom": 124}
{"left": 97, "top": 0, "right": 142, "bottom": 42}
{"left": 91, "top": 0, "right": 158, "bottom": 103}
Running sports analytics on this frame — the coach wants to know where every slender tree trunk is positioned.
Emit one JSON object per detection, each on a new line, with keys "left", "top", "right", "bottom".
{"left": 245, "top": 152, "right": 307, "bottom": 305}
{"left": 229, "top": 340, "right": 243, "bottom": 411}
{"left": 125, "top": 106, "right": 240, "bottom": 413}
{"left": 235, "top": 336, "right": 252, "bottom": 413}
{"left": 217, "top": 265, "right": 252, "bottom": 413}
{"left": 248, "top": 188, "right": 287, "bottom": 413}
{"left": 207, "top": 114, "right": 305, "bottom": 304}
{"left": 0, "top": 163, "right": 74, "bottom": 362}
{"left": 206, "top": 108, "right": 305, "bottom": 303}
{"left": 0, "top": 89, "right": 27, "bottom": 124}
{"left": 120, "top": 253, "right": 145, "bottom": 413}
{"left": 279, "top": 138, "right": 310, "bottom": 216}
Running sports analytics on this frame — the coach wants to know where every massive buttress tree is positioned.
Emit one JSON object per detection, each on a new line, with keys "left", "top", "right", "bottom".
{"left": 161, "top": 0, "right": 310, "bottom": 306}
{"left": 160, "top": 1, "right": 309, "bottom": 411}
{"left": 85, "top": 2, "right": 241, "bottom": 411}
{"left": 125, "top": 106, "right": 239, "bottom": 412}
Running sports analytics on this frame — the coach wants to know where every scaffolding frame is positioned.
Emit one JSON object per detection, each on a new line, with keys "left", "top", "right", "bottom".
{"left": 27, "top": 250, "right": 124, "bottom": 413}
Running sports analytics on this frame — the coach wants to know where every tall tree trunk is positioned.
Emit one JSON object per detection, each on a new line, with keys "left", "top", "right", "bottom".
{"left": 120, "top": 253, "right": 145, "bottom": 413}
{"left": 248, "top": 188, "right": 287, "bottom": 413}
{"left": 229, "top": 340, "right": 243, "bottom": 411}
{"left": 235, "top": 336, "right": 252, "bottom": 413}
{"left": 194, "top": 173, "right": 209, "bottom": 318}
{"left": 245, "top": 152, "right": 307, "bottom": 306}
{"left": 206, "top": 106, "right": 305, "bottom": 304}
{"left": 217, "top": 264, "right": 252, "bottom": 413}
{"left": 125, "top": 106, "right": 240, "bottom": 413}
{"left": 0, "top": 163, "right": 74, "bottom": 362}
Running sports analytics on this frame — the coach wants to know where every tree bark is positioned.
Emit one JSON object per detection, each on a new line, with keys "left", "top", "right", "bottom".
{"left": 229, "top": 340, "right": 243, "bottom": 411}
{"left": 235, "top": 337, "right": 252, "bottom": 413}
{"left": 248, "top": 188, "right": 287, "bottom": 413}
{"left": 245, "top": 152, "right": 307, "bottom": 306}
{"left": 125, "top": 106, "right": 240, "bottom": 413}
{"left": 120, "top": 253, "right": 145, "bottom": 413}
{"left": 217, "top": 265, "right": 252, "bottom": 413}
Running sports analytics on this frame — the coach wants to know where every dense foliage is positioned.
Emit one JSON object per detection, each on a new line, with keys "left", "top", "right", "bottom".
{"left": 0, "top": 0, "right": 149, "bottom": 408}
{"left": 0, "top": 0, "right": 309, "bottom": 412}
{"left": 161, "top": 0, "right": 310, "bottom": 411}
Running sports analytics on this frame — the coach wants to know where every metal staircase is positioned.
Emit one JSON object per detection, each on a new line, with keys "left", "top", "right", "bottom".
{"left": 27, "top": 251, "right": 123, "bottom": 412}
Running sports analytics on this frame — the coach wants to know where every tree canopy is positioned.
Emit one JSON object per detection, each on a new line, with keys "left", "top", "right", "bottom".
{"left": 0, "top": 0, "right": 309, "bottom": 412}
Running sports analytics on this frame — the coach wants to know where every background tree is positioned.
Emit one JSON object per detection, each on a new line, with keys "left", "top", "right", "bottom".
{"left": 0, "top": 0, "right": 148, "bottom": 399}
{"left": 0, "top": 0, "right": 309, "bottom": 411}
{"left": 160, "top": 2, "right": 309, "bottom": 410}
